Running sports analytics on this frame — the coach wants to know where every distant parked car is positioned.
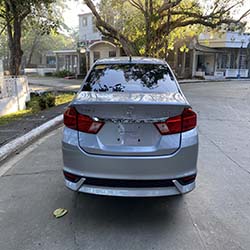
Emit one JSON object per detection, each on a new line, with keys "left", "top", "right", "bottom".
{"left": 62, "top": 57, "right": 198, "bottom": 197}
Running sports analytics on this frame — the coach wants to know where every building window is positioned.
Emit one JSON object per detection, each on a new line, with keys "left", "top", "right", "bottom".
{"left": 82, "top": 17, "right": 88, "bottom": 27}
{"left": 177, "top": 51, "right": 184, "bottom": 70}
{"left": 109, "top": 51, "right": 116, "bottom": 57}
{"left": 185, "top": 52, "right": 190, "bottom": 68}
{"left": 92, "top": 17, "right": 98, "bottom": 33}
{"left": 239, "top": 54, "right": 247, "bottom": 69}
{"left": 220, "top": 54, "right": 228, "bottom": 69}
{"left": 230, "top": 53, "right": 236, "bottom": 69}
{"left": 46, "top": 56, "right": 56, "bottom": 66}
{"left": 93, "top": 51, "right": 100, "bottom": 62}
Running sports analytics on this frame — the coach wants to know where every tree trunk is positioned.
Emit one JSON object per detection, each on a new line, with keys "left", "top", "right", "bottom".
{"left": 5, "top": 1, "right": 23, "bottom": 76}
{"left": 165, "top": 5, "right": 171, "bottom": 60}
{"left": 119, "top": 36, "right": 139, "bottom": 56}
{"left": 27, "top": 34, "right": 39, "bottom": 67}
{"left": 144, "top": 0, "right": 150, "bottom": 56}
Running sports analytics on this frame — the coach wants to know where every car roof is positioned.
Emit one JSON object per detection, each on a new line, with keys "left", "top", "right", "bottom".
{"left": 95, "top": 57, "right": 167, "bottom": 65}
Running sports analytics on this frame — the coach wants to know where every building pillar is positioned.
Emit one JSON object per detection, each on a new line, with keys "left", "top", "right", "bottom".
{"left": 192, "top": 50, "right": 196, "bottom": 78}
{"left": 69, "top": 55, "right": 71, "bottom": 72}
{"left": 56, "top": 54, "right": 59, "bottom": 72}
{"left": 181, "top": 52, "right": 186, "bottom": 77}
{"left": 73, "top": 55, "right": 75, "bottom": 73}
{"left": 213, "top": 53, "right": 217, "bottom": 75}
{"left": 173, "top": 48, "right": 178, "bottom": 72}
{"left": 77, "top": 53, "right": 80, "bottom": 76}
{"left": 236, "top": 49, "right": 240, "bottom": 69}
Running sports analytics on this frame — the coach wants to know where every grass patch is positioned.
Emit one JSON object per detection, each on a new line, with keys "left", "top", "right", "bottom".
{"left": 55, "top": 93, "right": 75, "bottom": 106}
{"left": 0, "top": 110, "right": 33, "bottom": 126}
{"left": 0, "top": 92, "right": 75, "bottom": 126}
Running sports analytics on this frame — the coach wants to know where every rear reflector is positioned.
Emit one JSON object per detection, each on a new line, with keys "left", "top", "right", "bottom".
{"left": 177, "top": 174, "right": 196, "bottom": 185}
{"left": 154, "top": 108, "right": 197, "bottom": 135}
{"left": 64, "top": 107, "right": 104, "bottom": 134}
{"left": 63, "top": 171, "right": 81, "bottom": 183}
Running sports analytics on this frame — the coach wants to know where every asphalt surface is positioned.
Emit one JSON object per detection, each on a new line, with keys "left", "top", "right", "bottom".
{"left": 28, "top": 76, "right": 82, "bottom": 92}
{"left": 0, "top": 103, "right": 68, "bottom": 147}
{"left": 0, "top": 80, "right": 250, "bottom": 250}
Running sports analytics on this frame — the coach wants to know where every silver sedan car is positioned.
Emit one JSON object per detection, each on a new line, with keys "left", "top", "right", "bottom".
{"left": 62, "top": 57, "right": 198, "bottom": 197}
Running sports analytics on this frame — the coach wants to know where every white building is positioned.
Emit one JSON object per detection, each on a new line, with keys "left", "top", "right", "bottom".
{"left": 79, "top": 13, "right": 102, "bottom": 42}
{"left": 195, "top": 32, "right": 250, "bottom": 78}
{"left": 29, "top": 14, "right": 250, "bottom": 80}
{"left": 171, "top": 31, "right": 250, "bottom": 79}
{"left": 78, "top": 13, "right": 121, "bottom": 68}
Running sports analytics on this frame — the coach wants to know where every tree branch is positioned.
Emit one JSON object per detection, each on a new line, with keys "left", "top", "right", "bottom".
{"left": 128, "top": 0, "right": 145, "bottom": 13}
{"left": 158, "top": 0, "right": 183, "bottom": 14}
{"left": 159, "top": 5, "right": 250, "bottom": 34}
{"left": 84, "top": 0, "right": 139, "bottom": 55}
{"left": 169, "top": 9, "right": 250, "bottom": 32}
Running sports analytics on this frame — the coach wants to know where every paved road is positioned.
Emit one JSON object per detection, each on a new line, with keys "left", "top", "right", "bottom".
{"left": 28, "top": 76, "right": 82, "bottom": 92}
{"left": 1, "top": 81, "right": 250, "bottom": 250}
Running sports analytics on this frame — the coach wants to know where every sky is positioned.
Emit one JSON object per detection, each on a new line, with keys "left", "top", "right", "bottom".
{"left": 63, "top": 0, "right": 250, "bottom": 30}
{"left": 63, "top": 0, "right": 90, "bottom": 29}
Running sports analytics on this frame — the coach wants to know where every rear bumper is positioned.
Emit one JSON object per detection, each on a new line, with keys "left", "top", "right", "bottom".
{"left": 62, "top": 127, "right": 198, "bottom": 196}
{"left": 64, "top": 178, "right": 195, "bottom": 197}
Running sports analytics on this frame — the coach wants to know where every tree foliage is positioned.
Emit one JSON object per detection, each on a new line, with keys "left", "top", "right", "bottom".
{"left": 22, "top": 30, "right": 76, "bottom": 67}
{"left": 85, "top": 0, "right": 250, "bottom": 57}
{"left": 0, "top": 0, "right": 61, "bottom": 75}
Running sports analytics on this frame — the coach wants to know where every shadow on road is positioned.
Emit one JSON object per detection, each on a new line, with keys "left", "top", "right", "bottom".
{"left": 71, "top": 193, "right": 185, "bottom": 229}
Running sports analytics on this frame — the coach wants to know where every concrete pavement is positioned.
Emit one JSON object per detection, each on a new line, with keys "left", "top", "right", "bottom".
{"left": 1, "top": 80, "right": 250, "bottom": 250}
{"left": 28, "top": 76, "right": 82, "bottom": 92}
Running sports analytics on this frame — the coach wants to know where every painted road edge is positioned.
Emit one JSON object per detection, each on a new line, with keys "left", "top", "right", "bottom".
{"left": 0, "top": 114, "right": 63, "bottom": 163}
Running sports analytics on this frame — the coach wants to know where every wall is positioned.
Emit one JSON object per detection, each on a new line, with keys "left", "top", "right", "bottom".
{"left": 89, "top": 43, "right": 120, "bottom": 66}
{"left": 79, "top": 13, "right": 102, "bottom": 42}
{"left": 204, "top": 55, "right": 215, "bottom": 75}
{"left": 199, "top": 32, "right": 250, "bottom": 48}
{"left": 24, "top": 68, "right": 56, "bottom": 76}
{"left": 0, "top": 76, "right": 30, "bottom": 116}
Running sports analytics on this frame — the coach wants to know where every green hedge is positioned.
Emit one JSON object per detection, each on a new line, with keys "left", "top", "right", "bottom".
{"left": 53, "top": 70, "right": 73, "bottom": 78}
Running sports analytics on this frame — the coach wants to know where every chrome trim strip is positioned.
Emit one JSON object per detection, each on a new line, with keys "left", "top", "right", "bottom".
{"left": 65, "top": 179, "right": 195, "bottom": 197}
{"left": 172, "top": 180, "right": 195, "bottom": 194}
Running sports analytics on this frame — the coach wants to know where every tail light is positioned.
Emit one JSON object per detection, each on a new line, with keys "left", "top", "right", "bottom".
{"left": 64, "top": 107, "right": 77, "bottom": 130}
{"left": 154, "top": 108, "right": 197, "bottom": 135}
{"left": 181, "top": 108, "right": 197, "bottom": 132}
{"left": 64, "top": 107, "right": 104, "bottom": 134}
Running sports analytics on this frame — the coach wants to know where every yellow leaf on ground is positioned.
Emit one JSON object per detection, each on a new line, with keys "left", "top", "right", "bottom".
{"left": 53, "top": 208, "right": 68, "bottom": 218}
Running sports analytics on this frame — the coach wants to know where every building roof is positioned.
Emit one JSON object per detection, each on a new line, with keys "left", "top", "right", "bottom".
{"left": 88, "top": 40, "right": 117, "bottom": 49}
{"left": 78, "top": 12, "right": 92, "bottom": 16}
{"left": 194, "top": 43, "right": 223, "bottom": 53}
{"left": 53, "top": 49, "right": 78, "bottom": 54}
{"left": 199, "top": 31, "right": 250, "bottom": 48}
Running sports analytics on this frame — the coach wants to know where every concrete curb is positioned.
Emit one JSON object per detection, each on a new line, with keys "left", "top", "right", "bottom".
{"left": 0, "top": 114, "right": 63, "bottom": 163}
{"left": 179, "top": 78, "right": 250, "bottom": 84}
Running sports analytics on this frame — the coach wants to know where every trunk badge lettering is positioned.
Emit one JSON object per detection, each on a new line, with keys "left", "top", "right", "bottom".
{"left": 126, "top": 106, "right": 134, "bottom": 117}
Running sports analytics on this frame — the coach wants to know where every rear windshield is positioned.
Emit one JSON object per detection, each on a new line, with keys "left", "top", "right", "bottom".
{"left": 82, "top": 63, "right": 177, "bottom": 93}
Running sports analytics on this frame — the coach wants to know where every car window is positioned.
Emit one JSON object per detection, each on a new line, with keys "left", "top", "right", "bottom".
{"left": 82, "top": 63, "right": 177, "bottom": 93}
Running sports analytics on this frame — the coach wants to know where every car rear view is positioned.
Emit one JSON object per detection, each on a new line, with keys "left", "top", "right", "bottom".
{"left": 62, "top": 57, "right": 198, "bottom": 197}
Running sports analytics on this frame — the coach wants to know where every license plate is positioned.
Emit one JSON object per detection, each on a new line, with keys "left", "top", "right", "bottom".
{"left": 117, "top": 123, "right": 141, "bottom": 145}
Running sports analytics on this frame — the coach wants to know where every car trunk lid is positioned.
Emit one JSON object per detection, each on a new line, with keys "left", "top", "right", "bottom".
{"left": 72, "top": 91, "right": 190, "bottom": 156}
